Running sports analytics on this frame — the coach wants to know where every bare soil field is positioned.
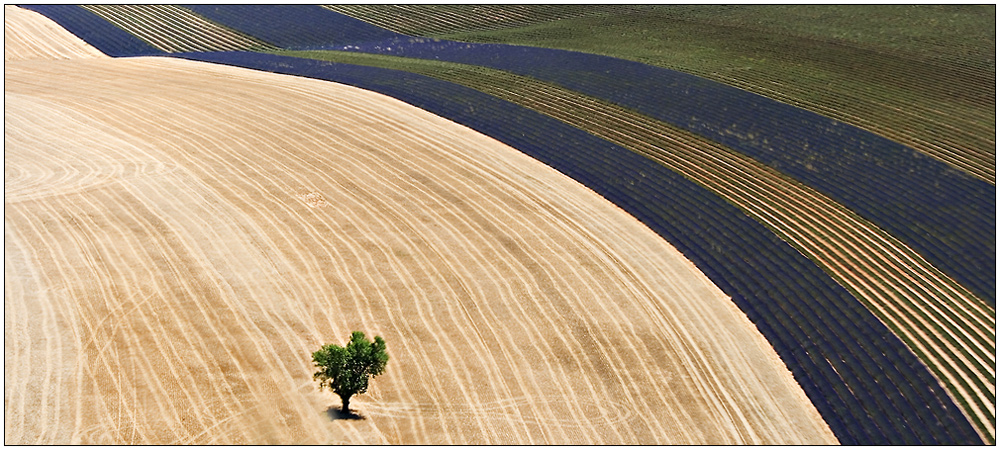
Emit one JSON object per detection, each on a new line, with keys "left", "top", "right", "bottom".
{"left": 5, "top": 9, "right": 836, "bottom": 445}
{"left": 4, "top": 6, "right": 107, "bottom": 61}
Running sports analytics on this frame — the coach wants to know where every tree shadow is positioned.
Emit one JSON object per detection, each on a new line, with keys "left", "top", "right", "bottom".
{"left": 325, "top": 406, "right": 365, "bottom": 421}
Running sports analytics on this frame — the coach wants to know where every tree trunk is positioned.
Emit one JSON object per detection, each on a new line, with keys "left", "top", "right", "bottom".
{"left": 340, "top": 394, "right": 351, "bottom": 414}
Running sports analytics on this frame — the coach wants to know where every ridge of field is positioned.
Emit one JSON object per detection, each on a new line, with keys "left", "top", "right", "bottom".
{"left": 176, "top": 50, "right": 982, "bottom": 445}
{"left": 5, "top": 50, "right": 841, "bottom": 444}
{"left": 130, "top": 5, "right": 994, "bottom": 307}
{"left": 4, "top": 6, "right": 107, "bottom": 61}
{"left": 79, "top": 5, "right": 276, "bottom": 53}
{"left": 272, "top": 49, "right": 1000, "bottom": 441}
{"left": 336, "top": 5, "right": 995, "bottom": 185}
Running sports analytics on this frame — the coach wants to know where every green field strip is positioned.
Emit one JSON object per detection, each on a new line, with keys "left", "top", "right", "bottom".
{"left": 622, "top": 6, "right": 995, "bottom": 74}
{"left": 341, "top": 5, "right": 994, "bottom": 73}
{"left": 272, "top": 49, "right": 996, "bottom": 442}
{"left": 333, "top": 6, "right": 994, "bottom": 184}
{"left": 701, "top": 69, "right": 995, "bottom": 184}
{"left": 81, "top": 5, "right": 276, "bottom": 53}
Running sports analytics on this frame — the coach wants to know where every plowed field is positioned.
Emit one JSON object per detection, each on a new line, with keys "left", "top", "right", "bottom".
{"left": 4, "top": 9, "right": 836, "bottom": 445}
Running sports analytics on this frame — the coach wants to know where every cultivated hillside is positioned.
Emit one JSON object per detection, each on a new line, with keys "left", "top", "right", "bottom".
{"left": 5, "top": 6, "right": 837, "bottom": 444}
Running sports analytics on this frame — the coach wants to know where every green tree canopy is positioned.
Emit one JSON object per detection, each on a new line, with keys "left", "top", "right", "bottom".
{"left": 312, "top": 331, "right": 389, "bottom": 414}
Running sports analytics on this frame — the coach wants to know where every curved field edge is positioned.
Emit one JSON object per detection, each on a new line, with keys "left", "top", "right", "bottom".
{"left": 5, "top": 54, "right": 841, "bottom": 443}
{"left": 3, "top": 6, "right": 108, "bottom": 60}
{"left": 16, "top": 5, "right": 164, "bottom": 57}
{"left": 170, "top": 50, "right": 982, "bottom": 445}
{"left": 266, "top": 49, "right": 999, "bottom": 441}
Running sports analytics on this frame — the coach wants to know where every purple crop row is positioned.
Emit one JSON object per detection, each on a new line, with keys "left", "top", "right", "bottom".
{"left": 183, "top": 5, "right": 402, "bottom": 49}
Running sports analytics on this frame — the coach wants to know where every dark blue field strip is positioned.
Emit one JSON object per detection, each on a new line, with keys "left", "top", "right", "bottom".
{"left": 167, "top": 51, "right": 981, "bottom": 445}
{"left": 183, "top": 5, "right": 402, "bottom": 49}
{"left": 176, "top": 5, "right": 996, "bottom": 304}
{"left": 18, "top": 5, "right": 164, "bottom": 57}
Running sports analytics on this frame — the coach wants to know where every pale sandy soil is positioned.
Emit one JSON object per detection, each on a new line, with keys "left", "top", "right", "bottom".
{"left": 4, "top": 8, "right": 837, "bottom": 445}
{"left": 3, "top": 6, "right": 108, "bottom": 61}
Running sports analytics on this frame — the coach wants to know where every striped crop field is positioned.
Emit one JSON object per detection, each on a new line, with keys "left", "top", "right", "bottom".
{"left": 5, "top": 5, "right": 995, "bottom": 445}
{"left": 322, "top": 5, "right": 650, "bottom": 36}
{"left": 80, "top": 5, "right": 276, "bottom": 53}
{"left": 342, "top": 5, "right": 995, "bottom": 185}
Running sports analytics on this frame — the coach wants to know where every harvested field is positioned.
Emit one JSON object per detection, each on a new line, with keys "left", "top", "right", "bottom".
{"left": 4, "top": 27, "right": 837, "bottom": 445}
{"left": 4, "top": 5, "right": 107, "bottom": 61}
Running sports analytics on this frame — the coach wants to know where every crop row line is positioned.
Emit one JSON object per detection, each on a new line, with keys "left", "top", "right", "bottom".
{"left": 18, "top": 5, "right": 165, "bottom": 57}
{"left": 321, "top": 5, "right": 650, "bottom": 36}
{"left": 81, "top": 5, "right": 274, "bottom": 53}
{"left": 709, "top": 64, "right": 995, "bottom": 153}
{"left": 13, "top": 4, "right": 991, "bottom": 442}
{"left": 705, "top": 71, "right": 995, "bottom": 183}
{"left": 183, "top": 5, "right": 402, "bottom": 50}
{"left": 153, "top": 2, "right": 999, "bottom": 304}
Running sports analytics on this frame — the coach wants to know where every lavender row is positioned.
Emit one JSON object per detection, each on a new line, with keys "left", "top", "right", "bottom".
{"left": 18, "top": 5, "right": 163, "bottom": 57}
{"left": 172, "top": 51, "right": 982, "bottom": 445}
{"left": 182, "top": 5, "right": 401, "bottom": 50}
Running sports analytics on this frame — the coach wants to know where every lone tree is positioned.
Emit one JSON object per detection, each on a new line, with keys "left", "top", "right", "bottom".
{"left": 312, "top": 331, "right": 389, "bottom": 414}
